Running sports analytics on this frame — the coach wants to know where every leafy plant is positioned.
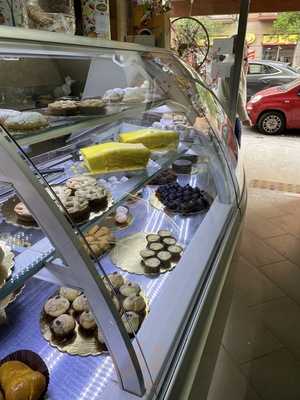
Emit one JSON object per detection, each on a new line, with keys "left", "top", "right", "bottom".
{"left": 273, "top": 12, "right": 300, "bottom": 34}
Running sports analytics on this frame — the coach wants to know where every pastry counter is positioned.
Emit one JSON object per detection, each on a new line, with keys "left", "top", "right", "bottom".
{"left": 0, "top": 28, "right": 246, "bottom": 400}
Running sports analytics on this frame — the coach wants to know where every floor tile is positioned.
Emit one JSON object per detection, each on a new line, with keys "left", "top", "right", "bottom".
{"left": 222, "top": 300, "right": 283, "bottom": 364}
{"left": 268, "top": 214, "right": 300, "bottom": 239}
{"left": 240, "top": 231, "right": 285, "bottom": 268}
{"left": 265, "top": 234, "right": 300, "bottom": 267}
{"left": 233, "top": 257, "right": 285, "bottom": 306}
{"left": 241, "top": 349, "right": 300, "bottom": 400}
{"left": 262, "top": 261, "right": 300, "bottom": 305}
{"left": 207, "top": 346, "right": 261, "bottom": 400}
{"left": 245, "top": 213, "right": 285, "bottom": 239}
{"left": 252, "top": 297, "right": 300, "bottom": 360}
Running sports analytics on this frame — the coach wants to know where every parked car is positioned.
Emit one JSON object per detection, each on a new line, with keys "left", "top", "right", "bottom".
{"left": 247, "top": 60, "right": 300, "bottom": 100}
{"left": 247, "top": 78, "right": 300, "bottom": 134}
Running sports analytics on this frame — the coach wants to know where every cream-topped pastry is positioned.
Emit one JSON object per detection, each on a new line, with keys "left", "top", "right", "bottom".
{"left": 5, "top": 112, "right": 48, "bottom": 131}
{"left": 0, "top": 109, "right": 21, "bottom": 123}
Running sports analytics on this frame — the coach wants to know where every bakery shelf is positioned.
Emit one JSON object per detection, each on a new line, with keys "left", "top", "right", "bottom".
{"left": 15, "top": 100, "right": 168, "bottom": 147}
{"left": 0, "top": 237, "right": 55, "bottom": 301}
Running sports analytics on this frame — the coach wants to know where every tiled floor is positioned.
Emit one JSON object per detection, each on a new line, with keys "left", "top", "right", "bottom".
{"left": 208, "top": 128, "right": 300, "bottom": 400}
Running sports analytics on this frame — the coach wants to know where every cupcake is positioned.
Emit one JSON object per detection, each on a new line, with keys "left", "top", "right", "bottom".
{"left": 79, "top": 311, "right": 96, "bottom": 330}
{"left": 148, "top": 243, "right": 164, "bottom": 253}
{"left": 157, "top": 251, "right": 172, "bottom": 269}
{"left": 121, "top": 311, "right": 140, "bottom": 334}
{"left": 72, "top": 294, "right": 89, "bottom": 312}
{"left": 162, "top": 237, "right": 176, "bottom": 248}
{"left": 119, "top": 282, "right": 141, "bottom": 297}
{"left": 168, "top": 245, "right": 183, "bottom": 261}
{"left": 59, "top": 287, "right": 82, "bottom": 302}
{"left": 158, "top": 230, "right": 173, "bottom": 240}
{"left": 140, "top": 249, "right": 155, "bottom": 264}
{"left": 123, "top": 295, "right": 146, "bottom": 313}
{"left": 144, "top": 257, "right": 161, "bottom": 274}
{"left": 51, "top": 314, "right": 75, "bottom": 338}
{"left": 146, "top": 234, "right": 160, "bottom": 246}
{"left": 44, "top": 296, "right": 70, "bottom": 318}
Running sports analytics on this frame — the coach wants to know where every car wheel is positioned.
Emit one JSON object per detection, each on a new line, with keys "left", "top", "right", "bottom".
{"left": 257, "top": 111, "right": 285, "bottom": 135}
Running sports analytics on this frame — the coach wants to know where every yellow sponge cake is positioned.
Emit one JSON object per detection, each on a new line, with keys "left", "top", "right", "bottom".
{"left": 81, "top": 142, "right": 150, "bottom": 174}
{"left": 119, "top": 128, "right": 179, "bottom": 150}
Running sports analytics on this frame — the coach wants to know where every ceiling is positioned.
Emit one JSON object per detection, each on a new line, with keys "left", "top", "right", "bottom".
{"left": 171, "top": 0, "right": 300, "bottom": 16}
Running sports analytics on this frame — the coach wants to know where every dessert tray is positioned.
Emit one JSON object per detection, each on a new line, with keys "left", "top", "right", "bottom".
{"left": 0, "top": 241, "right": 15, "bottom": 289}
{"left": 40, "top": 286, "right": 149, "bottom": 357}
{"left": 110, "top": 232, "right": 183, "bottom": 276}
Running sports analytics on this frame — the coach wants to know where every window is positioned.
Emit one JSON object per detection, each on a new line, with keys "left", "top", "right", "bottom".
{"left": 248, "top": 63, "right": 278, "bottom": 75}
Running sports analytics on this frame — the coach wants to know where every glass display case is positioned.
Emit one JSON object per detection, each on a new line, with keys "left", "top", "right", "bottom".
{"left": 0, "top": 27, "right": 246, "bottom": 400}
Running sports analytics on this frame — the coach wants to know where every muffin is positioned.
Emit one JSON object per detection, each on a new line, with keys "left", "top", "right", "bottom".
{"left": 51, "top": 314, "right": 75, "bottom": 338}
{"left": 48, "top": 100, "right": 78, "bottom": 116}
{"left": 148, "top": 243, "right": 164, "bottom": 253}
{"left": 158, "top": 230, "right": 173, "bottom": 240}
{"left": 119, "top": 282, "right": 141, "bottom": 297}
{"left": 76, "top": 185, "right": 107, "bottom": 211}
{"left": 121, "top": 312, "right": 140, "bottom": 334}
{"left": 72, "top": 294, "right": 89, "bottom": 312}
{"left": 146, "top": 234, "right": 160, "bottom": 246}
{"left": 44, "top": 296, "right": 70, "bottom": 317}
{"left": 78, "top": 98, "right": 105, "bottom": 115}
{"left": 79, "top": 311, "right": 96, "bottom": 330}
{"left": 157, "top": 251, "right": 172, "bottom": 269}
{"left": 140, "top": 249, "right": 155, "bottom": 264}
{"left": 59, "top": 287, "right": 82, "bottom": 302}
{"left": 168, "top": 245, "right": 183, "bottom": 261}
{"left": 123, "top": 295, "right": 146, "bottom": 313}
{"left": 14, "top": 202, "right": 35, "bottom": 223}
{"left": 107, "top": 272, "right": 124, "bottom": 289}
{"left": 162, "top": 237, "right": 176, "bottom": 248}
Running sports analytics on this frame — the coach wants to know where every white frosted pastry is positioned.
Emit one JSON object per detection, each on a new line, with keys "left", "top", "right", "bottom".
{"left": 122, "top": 311, "right": 140, "bottom": 334}
{"left": 123, "top": 295, "right": 146, "bottom": 313}
{"left": 5, "top": 112, "right": 48, "bottom": 131}
{"left": 0, "top": 109, "right": 21, "bottom": 123}
{"left": 107, "top": 272, "right": 124, "bottom": 289}
{"left": 103, "top": 88, "right": 124, "bottom": 103}
{"left": 119, "top": 282, "right": 141, "bottom": 297}
{"left": 59, "top": 287, "right": 82, "bottom": 302}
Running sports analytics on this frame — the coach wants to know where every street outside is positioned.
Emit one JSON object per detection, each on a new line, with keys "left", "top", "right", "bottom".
{"left": 242, "top": 127, "right": 300, "bottom": 185}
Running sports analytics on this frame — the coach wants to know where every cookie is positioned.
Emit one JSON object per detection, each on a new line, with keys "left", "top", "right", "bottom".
{"left": 44, "top": 295, "right": 70, "bottom": 317}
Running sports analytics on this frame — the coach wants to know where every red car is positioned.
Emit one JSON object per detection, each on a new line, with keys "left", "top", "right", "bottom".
{"left": 247, "top": 78, "right": 300, "bottom": 134}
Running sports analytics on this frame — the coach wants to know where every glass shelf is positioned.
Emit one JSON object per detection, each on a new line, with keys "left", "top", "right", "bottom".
{"left": 0, "top": 237, "right": 55, "bottom": 301}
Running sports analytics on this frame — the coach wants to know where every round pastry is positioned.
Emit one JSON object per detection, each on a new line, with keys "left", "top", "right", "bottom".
{"left": 78, "top": 98, "right": 105, "bottom": 115}
{"left": 103, "top": 88, "right": 124, "bottom": 103}
{"left": 162, "top": 237, "right": 176, "bottom": 248}
{"left": 144, "top": 257, "right": 161, "bottom": 274}
{"left": 44, "top": 295, "right": 70, "bottom": 317}
{"left": 76, "top": 185, "right": 107, "bottom": 210}
{"left": 115, "top": 213, "right": 128, "bottom": 225}
{"left": 168, "top": 245, "right": 183, "bottom": 261}
{"left": 14, "top": 202, "right": 35, "bottom": 223}
{"left": 59, "top": 287, "right": 82, "bottom": 302}
{"left": 122, "top": 311, "right": 140, "bottom": 334}
{"left": 148, "top": 243, "right": 164, "bottom": 253}
{"left": 0, "top": 109, "right": 21, "bottom": 123}
{"left": 123, "top": 295, "right": 146, "bottom": 313}
{"left": 66, "top": 176, "right": 97, "bottom": 192}
{"left": 51, "top": 314, "right": 75, "bottom": 337}
{"left": 79, "top": 311, "right": 96, "bottom": 330}
{"left": 72, "top": 294, "right": 89, "bottom": 312}
{"left": 119, "top": 282, "right": 141, "bottom": 297}
{"left": 172, "top": 159, "right": 192, "bottom": 174}
{"left": 48, "top": 100, "right": 78, "bottom": 116}
{"left": 107, "top": 272, "right": 124, "bottom": 289}
{"left": 146, "top": 234, "right": 160, "bottom": 245}
{"left": 60, "top": 196, "right": 90, "bottom": 223}
{"left": 4, "top": 112, "right": 48, "bottom": 131}
{"left": 158, "top": 230, "right": 172, "bottom": 240}
{"left": 157, "top": 251, "right": 172, "bottom": 269}
{"left": 140, "top": 249, "right": 155, "bottom": 263}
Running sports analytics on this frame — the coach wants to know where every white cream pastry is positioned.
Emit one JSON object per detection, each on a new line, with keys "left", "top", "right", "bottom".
{"left": 5, "top": 112, "right": 48, "bottom": 131}
{"left": 0, "top": 109, "right": 21, "bottom": 123}
{"left": 122, "top": 311, "right": 140, "bottom": 334}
